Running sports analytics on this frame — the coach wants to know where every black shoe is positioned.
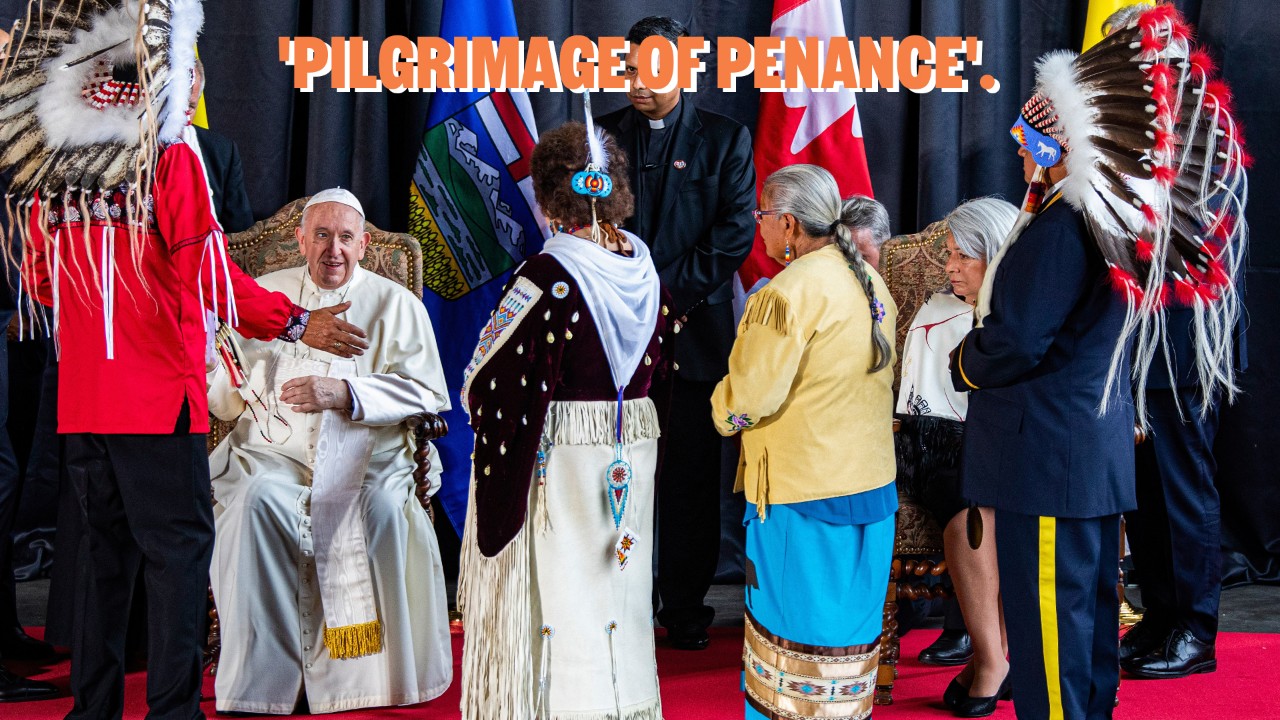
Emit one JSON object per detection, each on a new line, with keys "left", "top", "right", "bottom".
{"left": 0, "top": 665, "right": 58, "bottom": 702}
{"left": 1121, "top": 628, "right": 1216, "bottom": 679}
{"left": 667, "top": 625, "right": 710, "bottom": 651}
{"left": 0, "top": 628, "right": 57, "bottom": 663}
{"left": 919, "top": 630, "right": 973, "bottom": 666}
{"left": 942, "top": 674, "right": 969, "bottom": 710}
{"left": 1118, "top": 619, "right": 1171, "bottom": 664}
{"left": 952, "top": 672, "right": 1012, "bottom": 718}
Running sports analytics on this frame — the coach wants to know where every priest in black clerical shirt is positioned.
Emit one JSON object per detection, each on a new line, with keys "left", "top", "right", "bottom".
{"left": 597, "top": 15, "right": 757, "bottom": 651}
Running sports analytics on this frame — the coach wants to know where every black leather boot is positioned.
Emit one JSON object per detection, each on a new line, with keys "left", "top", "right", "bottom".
{"left": 919, "top": 629, "right": 973, "bottom": 666}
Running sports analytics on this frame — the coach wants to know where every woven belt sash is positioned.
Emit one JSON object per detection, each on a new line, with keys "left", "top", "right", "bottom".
{"left": 743, "top": 609, "right": 878, "bottom": 720}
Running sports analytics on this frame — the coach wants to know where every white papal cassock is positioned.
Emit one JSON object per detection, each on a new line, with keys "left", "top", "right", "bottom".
{"left": 207, "top": 265, "right": 452, "bottom": 714}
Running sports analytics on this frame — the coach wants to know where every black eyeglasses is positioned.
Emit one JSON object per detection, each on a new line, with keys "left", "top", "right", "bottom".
{"left": 753, "top": 209, "right": 781, "bottom": 224}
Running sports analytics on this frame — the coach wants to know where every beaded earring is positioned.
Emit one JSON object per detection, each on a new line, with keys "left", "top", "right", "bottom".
{"left": 784, "top": 243, "right": 793, "bottom": 266}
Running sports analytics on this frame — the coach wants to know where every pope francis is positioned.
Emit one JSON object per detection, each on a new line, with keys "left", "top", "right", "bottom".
{"left": 206, "top": 189, "right": 453, "bottom": 713}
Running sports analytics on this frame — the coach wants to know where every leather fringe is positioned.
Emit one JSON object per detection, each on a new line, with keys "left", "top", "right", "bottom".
{"left": 546, "top": 697, "right": 664, "bottom": 720}
{"left": 893, "top": 414, "right": 965, "bottom": 500}
{"left": 322, "top": 619, "right": 383, "bottom": 659}
{"left": 545, "top": 398, "right": 661, "bottom": 446}
{"left": 459, "top": 474, "right": 535, "bottom": 720}
{"left": 741, "top": 286, "right": 792, "bottom": 336}
{"left": 754, "top": 447, "right": 770, "bottom": 521}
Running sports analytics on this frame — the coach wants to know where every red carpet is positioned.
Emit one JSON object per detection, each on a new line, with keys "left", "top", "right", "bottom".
{"left": 7, "top": 626, "right": 1279, "bottom": 718}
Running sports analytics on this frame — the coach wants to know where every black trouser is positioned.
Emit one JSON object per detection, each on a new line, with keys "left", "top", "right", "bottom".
{"left": 65, "top": 403, "right": 213, "bottom": 720}
{"left": 997, "top": 510, "right": 1120, "bottom": 720}
{"left": 0, "top": 330, "right": 18, "bottom": 644}
{"left": 1126, "top": 386, "right": 1222, "bottom": 643}
{"left": 656, "top": 376, "right": 723, "bottom": 632}
{"left": 3, "top": 333, "right": 58, "bottom": 634}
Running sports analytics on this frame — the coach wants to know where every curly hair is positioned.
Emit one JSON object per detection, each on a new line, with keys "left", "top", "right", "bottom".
{"left": 531, "top": 122, "right": 635, "bottom": 229}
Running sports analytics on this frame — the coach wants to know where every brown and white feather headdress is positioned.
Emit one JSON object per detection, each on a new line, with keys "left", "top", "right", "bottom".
{"left": 1010, "top": 5, "right": 1249, "bottom": 419}
{"left": 0, "top": 0, "right": 203, "bottom": 341}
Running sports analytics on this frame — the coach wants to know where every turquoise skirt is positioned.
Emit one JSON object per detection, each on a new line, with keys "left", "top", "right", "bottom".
{"left": 742, "top": 501, "right": 894, "bottom": 720}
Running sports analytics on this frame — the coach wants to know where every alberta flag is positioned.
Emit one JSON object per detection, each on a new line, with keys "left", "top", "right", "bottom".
{"left": 409, "top": 0, "right": 547, "bottom": 533}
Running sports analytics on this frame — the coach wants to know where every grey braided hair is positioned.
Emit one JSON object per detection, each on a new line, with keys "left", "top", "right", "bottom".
{"left": 944, "top": 197, "right": 1019, "bottom": 264}
{"left": 763, "top": 164, "right": 893, "bottom": 373}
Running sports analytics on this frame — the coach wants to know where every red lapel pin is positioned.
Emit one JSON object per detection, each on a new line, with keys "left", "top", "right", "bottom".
{"left": 674, "top": 160, "right": 687, "bottom": 170}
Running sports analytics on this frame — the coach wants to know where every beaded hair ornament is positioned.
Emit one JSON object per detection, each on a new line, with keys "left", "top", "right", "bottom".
{"left": 574, "top": 92, "right": 614, "bottom": 245}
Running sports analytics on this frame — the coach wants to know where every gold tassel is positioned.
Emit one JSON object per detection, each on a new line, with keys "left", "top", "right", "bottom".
{"left": 322, "top": 619, "right": 384, "bottom": 659}
{"left": 741, "top": 287, "right": 792, "bottom": 336}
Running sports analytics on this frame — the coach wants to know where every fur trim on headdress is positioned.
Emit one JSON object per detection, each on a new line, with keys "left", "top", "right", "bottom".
{"left": 1, "top": 0, "right": 201, "bottom": 196}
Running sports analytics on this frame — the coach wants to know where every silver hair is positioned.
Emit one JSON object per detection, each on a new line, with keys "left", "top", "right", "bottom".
{"left": 944, "top": 197, "right": 1019, "bottom": 264}
{"left": 843, "top": 195, "right": 891, "bottom": 248}
{"left": 763, "top": 164, "right": 893, "bottom": 373}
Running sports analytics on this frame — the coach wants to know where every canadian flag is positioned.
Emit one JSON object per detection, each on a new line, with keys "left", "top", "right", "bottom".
{"left": 737, "top": 0, "right": 875, "bottom": 291}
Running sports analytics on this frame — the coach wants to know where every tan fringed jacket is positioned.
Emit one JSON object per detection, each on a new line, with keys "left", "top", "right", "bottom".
{"left": 711, "top": 244, "right": 898, "bottom": 518}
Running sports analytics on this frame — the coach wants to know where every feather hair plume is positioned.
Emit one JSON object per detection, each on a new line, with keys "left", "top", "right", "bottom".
{"left": 581, "top": 90, "right": 610, "bottom": 172}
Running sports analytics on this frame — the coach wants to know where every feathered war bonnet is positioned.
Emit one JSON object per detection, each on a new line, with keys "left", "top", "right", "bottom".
{"left": 1008, "top": 4, "right": 1249, "bottom": 420}
{"left": 0, "top": 0, "right": 204, "bottom": 333}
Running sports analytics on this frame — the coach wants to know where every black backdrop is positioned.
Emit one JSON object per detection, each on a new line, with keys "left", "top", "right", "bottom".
{"left": 3, "top": 0, "right": 1277, "bottom": 584}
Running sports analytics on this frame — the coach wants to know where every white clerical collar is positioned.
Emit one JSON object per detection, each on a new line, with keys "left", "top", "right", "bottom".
{"left": 300, "top": 263, "right": 363, "bottom": 302}
{"left": 647, "top": 100, "right": 680, "bottom": 130}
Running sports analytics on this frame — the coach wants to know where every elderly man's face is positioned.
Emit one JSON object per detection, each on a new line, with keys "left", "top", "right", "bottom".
{"left": 0, "top": 28, "right": 10, "bottom": 63}
{"left": 296, "top": 202, "right": 369, "bottom": 290}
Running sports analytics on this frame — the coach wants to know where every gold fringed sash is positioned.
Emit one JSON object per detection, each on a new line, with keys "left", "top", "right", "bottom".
{"left": 323, "top": 619, "right": 384, "bottom": 660}
{"left": 743, "top": 609, "right": 878, "bottom": 720}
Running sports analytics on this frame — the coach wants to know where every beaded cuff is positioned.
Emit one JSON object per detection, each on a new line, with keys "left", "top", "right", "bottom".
{"left": 278, "top": 305, "right": 310, "bottom": 343}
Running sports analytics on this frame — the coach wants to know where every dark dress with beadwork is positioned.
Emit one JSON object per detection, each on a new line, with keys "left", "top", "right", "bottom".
{"left": 458, "top": 252, "right": 676, "bottom": 720}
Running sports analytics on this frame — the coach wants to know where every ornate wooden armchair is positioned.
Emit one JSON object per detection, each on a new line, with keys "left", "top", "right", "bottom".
{"left": 874, "top": 220, "right": 954, "bottom": 705}
{"left": 204, "top": 197, "right": 448, "bottom": 672}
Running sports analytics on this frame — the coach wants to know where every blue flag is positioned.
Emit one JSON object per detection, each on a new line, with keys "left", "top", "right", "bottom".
{"left": 408, "top": 0, "right": 547, "bottom": 534}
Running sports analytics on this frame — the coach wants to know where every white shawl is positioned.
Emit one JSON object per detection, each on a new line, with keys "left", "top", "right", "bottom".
{"left": 541, "top": 230, "right": 662, "bottom": 390}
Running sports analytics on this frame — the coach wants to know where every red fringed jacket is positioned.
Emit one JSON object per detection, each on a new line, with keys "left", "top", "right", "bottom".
{"left": 22, "top": 141, "right": 300, "bottom": 434}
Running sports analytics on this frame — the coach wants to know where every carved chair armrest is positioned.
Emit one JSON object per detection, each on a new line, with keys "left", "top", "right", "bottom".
{"left": 408, "top": 412, "right": 450, "bottom": 521}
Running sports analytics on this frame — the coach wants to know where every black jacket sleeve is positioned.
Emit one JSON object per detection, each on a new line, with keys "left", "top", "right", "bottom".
{"left": 659, "top": 123, "right": 756, "bottom": 315}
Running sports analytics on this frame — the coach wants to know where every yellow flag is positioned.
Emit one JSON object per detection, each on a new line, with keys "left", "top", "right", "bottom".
{"left": 1083, "top": 0, "right": 1154, "bottom": 51}
{"left": 192, "top": 45, "right": 209, "bottom": 129}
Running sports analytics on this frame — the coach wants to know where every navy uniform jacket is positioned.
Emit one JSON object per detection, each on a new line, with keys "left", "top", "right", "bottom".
{"left": 949, "top": 197, "right": 1136, "bottom": 519}
{"left": 596, "top": 100, "right": 756, "bottom": 382}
